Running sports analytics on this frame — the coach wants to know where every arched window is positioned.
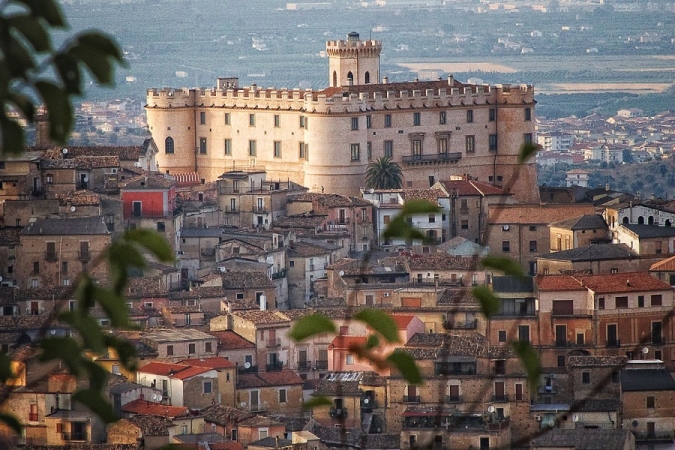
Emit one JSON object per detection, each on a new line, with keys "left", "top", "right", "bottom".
{"left": 648, "top": 216, "right": 654, "bottom": 225}
{"left": 333, "top": 71, "right": 337, "bottom": 87}
{"left": 365, "top": 71, "right": 370, "bottom": 84}
{"left": 347, "top": 71, "right": 354, "bottom": 85}
{"left": 638, "top": 216, "right": 644, "bottom": 224}
{"left": 623, "top": 217, "right": 629, "bottom": 224}
{"left": 666, "top": 220, "right": 672, "bottom": 227}
{"left": 165, "top": 136, "right": 174, "bottom": 154}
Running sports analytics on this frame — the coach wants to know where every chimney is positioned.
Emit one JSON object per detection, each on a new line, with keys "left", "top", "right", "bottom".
{"left": 382, "top": 76, "right": 388, "bottom": 84}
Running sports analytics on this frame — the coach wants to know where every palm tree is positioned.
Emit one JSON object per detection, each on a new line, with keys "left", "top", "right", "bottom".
{"left": 365, "top": 157, "right": 404, "bottom": 189}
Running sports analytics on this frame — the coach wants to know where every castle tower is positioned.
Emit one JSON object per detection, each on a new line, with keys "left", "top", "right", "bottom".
{"left": 326, "top": 32, "right": 382, "bottom": 87}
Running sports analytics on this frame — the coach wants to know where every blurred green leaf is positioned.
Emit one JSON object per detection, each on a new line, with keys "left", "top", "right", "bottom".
{"left": 0, "top": 351, "right": 15, "bottom": 383}
{"left": 54, "top": 53, "right": 82, "bottom": 95}
{"left": 365, "top": 334, "right": 380, "bottom": 350}
{"left": 6, "top": 34, "right": 36, "bottom": 76}
{"left": 93, "top": 286, "right": 130, "bottom": 328}
{"left": 39, "top": 337, "right": 83, "bottom": 376}
{"left": 0, "top": 412, "right": 22, "bottom": 435}
{"left": 473, "top": 286, "right": 500, "bottom": 318}
{"left": 124, "top": 229, "right": 174, "bottom": 263}
{"left": 8, "top": 92, "right": 36, "bottom": 122}
{"left": 481, "top": 255, "right": 526, "bottom": 280}
{"left": 512, "top": 340, "right": 541, "bottom": 390}
{"left": 303, "top": 396, "right": 333, "bottom": 410}
{"left": 16, "top": 0, "right": 66, "bottom": 27}
{"left": 72, "top": 389, "right": 116, "bottom": 423}
{"left": 34, "top": 80, "right": 72, "bottom": 142}
{"left": 59, "top": 311, "right": 105, "bottom": 353}
{"left": 8, "top": 15, "right": 51, "bottom": 52}
{"left": 518, "top": 142, "right": 543, "bottom": 163}
{"left": 401, "top": 199, "right": 440, "bottom": 216}
{"left": 289, "top": 314, "right": 336, "bottom": 342}
{"left": 382, "top": 216, "right": 425, "bottom": 243}
{"left": 0, "top": 116, "right": 26, "bottom": 155}
{"left": 81, "top": 360, "right": 110, "bottom": 392}
{"left": 354, "top": 309, "right": 400, "bottom": 343}
{"left": 76, "top": 31, "right": 124, "bottom": 62}
{"left": 387, "top": 352, "right": 422, "bottom": 385}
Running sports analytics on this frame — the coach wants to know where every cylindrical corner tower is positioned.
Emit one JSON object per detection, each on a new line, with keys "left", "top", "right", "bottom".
{"left": 326, "top": 32, "right": 382, "bottom": 88}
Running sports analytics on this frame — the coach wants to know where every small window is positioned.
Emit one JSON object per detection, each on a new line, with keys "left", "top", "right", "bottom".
{"left": 384, "top": 140, "right": 393, "bottom": 157}
{"left": 366, "top": 115, "right": 372, "bottom": 129}
{"left": 249, "top": 114, "right": 256, "bottom": 126}
{"left": 647, "top": 396, "right": 655, "bottom": 408}
{"left": 299, "top": 142, "right": 306, "bottom": 159}
{"left": 616, "top": 296, "right": 628, "bottom": 308}
{"left": 557, "top": 355, "right": 565, "bottom": 367}
{"left": 351, "top": 117, "right": 359, "bottom": 131}
{"left": 367, "top": 141, "right": 372, "bottom": 159}
{"left": 203, "top": 381, "right": 212, "bottom": 394}
{"left": 249, "top": 140, "right": 256, "bottom": 156}
{"left": 384, "top": 114, "right": 392, "bottom": 128}
{"left": 612, "top": 371, "right": 620, "bottom": 383}
{"left": 638, "top": 296, "right": 645, "bottom": 307}
{"left": 598, "top": 297, "right": 605, "bottom": 309}
{"left": 582, "top": 372, "right": 590, "bottom": 384}
{"left": 651, "top": 295, "right": 662, "bottom": 306}
{"left": 461, "top": 220, "right": 469, "bottom": 230}
{"left": 188, "top": 343, "right": 196, "bottom": 354}
{"left": 199, "top": 137, "right": 207, "bottom": 155}
{"left": 383, "top": 215, "right": 391, "bottom": 224}
{"left": 489, "top": 108, "right": 496, "bottom": 121}
{"left": 157, "top": 222, "right": 165, "bottom": 232}
{"left": 525, "top": 107, "right": 532, "bottom": 121}
{"left": 279, "top": 389, "right": 287, "bottom": 403}
{"left": 502, "top": 241, "right": 510, "bottom": 252}
{"left": 529, "top": 240, "right": 537, "bottom": 252}
{"left": 224, "top": 113, "right": 230, "bottom": 125}
{"left": 498, "top": 330, "right": 506, "bottom": 342}
{"left": 529, "top": 225, "right": 537, "bottom": 231}
{"left": 167, "top": 345, "right": 174, "bottom": 356}
{"left": 524, "top": 133, "right": 533, "bottom": 144}
{"left": 466, "top": 110, "right": 474, "bottom": 123}
{"left": 273, "top": 141, "right": 282, "bottom": 158}
{"left": 346, "top": 354, "right": 354, "bottom": 365}
{"left": 224, "top": 139, "right": 232, "bottom": 155}
{"left": 350, "top": 144, "right": 360, "bottom": 161}
{"left": 205, "top": 342, "right": 212, "bottom": 353}
{"left": 428, "top": 214, "right": 436, "bottom": 223}
{"left": 489, "top": 134, "right": 498, "bottom": 151}
{"left": 413, "top": 112, "right": 421, "bottom": 126}
{"left": 439, "top": 111, "right": 446, "bottom": 124}
{"left": 275, "top": 115, "right": 281, "bottom": 127}
{"left": 466, "top": 135, "right": 475, "bottom": 153}
{"left": 165, "top": 137, "right": 175, "bottom": 154}
{"left": 289, "top": 260, "right": 295, "bottom": 268}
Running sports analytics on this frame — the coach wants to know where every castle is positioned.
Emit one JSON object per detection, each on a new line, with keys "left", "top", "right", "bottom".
{"left": 146, "top": 32, "right": 539, "bottom": 202}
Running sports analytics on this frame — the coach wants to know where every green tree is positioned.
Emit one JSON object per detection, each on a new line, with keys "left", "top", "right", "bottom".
{"left": 365, "top": 156, "right": 403, "bottom": 189}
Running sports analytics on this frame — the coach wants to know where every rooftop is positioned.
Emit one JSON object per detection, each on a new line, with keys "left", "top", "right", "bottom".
{"left": 143, "top": 329, "right": 216, "bottom": 343}
{"left": 237, "top": 370, "right": 304, "bottom": 389}
{"left": 121, "top": 399, "right": 189, "bottom": 418}
{"left": 531, "top": 428, "right": 633, "bottom": 450}
{"left": 21, "top": 216, "right": 110, "bottom": 236}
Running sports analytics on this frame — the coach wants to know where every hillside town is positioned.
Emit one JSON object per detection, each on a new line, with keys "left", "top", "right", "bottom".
{"left": 1, "top": 34, "right": 675, "bottom": 450}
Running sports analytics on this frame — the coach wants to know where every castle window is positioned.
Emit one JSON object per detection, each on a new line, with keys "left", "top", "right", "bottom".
{"left": 438, "top": 138, "right": 448, "bottom": 156}
{"left": 347, "top": 71, "right": 354, "bottom": 85}
{"left": 350, "top": 144, "right": 360, "bottom": 161}
{"left": 249, "top": 114, "right": 255, "bottom": 126}
{"left": 524, "top": 133, "right": 533, "bottom": 144}
{"left": 165, "top": 137, "right": 174, "bottom": 154}
{"left": 366, "top": 115, "right": 372, "bottom": 129}
{"left": 413, "top": 112, "right": 421, "bottom": 126}
{"left": 200, "top": 112, "right": 206, "bottom": 125}
{"left": 365, "top": 71, "right": 370, "bottom": 84}
{"left": 466, "top": 110, "right": 474, "bottom": 123}
{"left": 411, "top": 139, "right": 422, "bottom": 159}
{"left": 465, "top": 135, "right": 475, "bottom": 153}
{"left": 489, "top": 134, "right": 498, "bottom": 152}
{"left": 275, "top": 115, "right": 281, "bottom": 127}
{"left": 199, "top": 138, "right": 207, "bottom": 155}
{"left": 224, "top": 139, "right": 232, "bottom": 155}
{"left": 439, "top": 111, "right": 446, "bottom": 124}
{"left": 273, "top": 141, "right": 281, "bottom": 158}
{"left": 224, "top": 113, "right": 230, "bottom": 125}
{"left": 351, "top": 117, "right": 359, "bottom": 131}
{"left": 249, "top": 140, "right": 257, "bottom": 156}
{"left": 525, "top": 107, "right": 532, "bottom": 121}
{"left": 333, "top": 71, "right": 337, "bottom": 87}
{"left": 299, "top": 142, "right": 306, "bottom": 159}
{"left": 299, "top": 116, "right": 305, "bottom": 129}
{"left": 367, "top": 142, "right": 372, "bottom": 160}
{"left": 489, "top": 108, "right": 496, "bottom": 121}
{"left": 384, "top": 141, "right": 393, "bottom": 158}
{"left": 384, "top": 114, "right": 392, "bottom": 128}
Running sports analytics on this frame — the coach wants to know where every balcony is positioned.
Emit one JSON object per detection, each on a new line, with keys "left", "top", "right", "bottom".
{"left": 62, "top": 432, "right": 87, "bottom": 442}
{"left": 403, "top": 395, "right": 421, "bottom": 403}
{"left": 539, "top": 385, "right": 558, "bottom": 395}
{"left": 652, "top": 336, "right": 665, "bottom": 346}
{"left": 45, "top": 251, "right": 58, "bottom": 262}
{"left": 443, "top": 319, "right": 478, "bottom": 330}
{"left": 254, "top": 206, "right": 268, "bottom": 214}
{"left": 248, "top": 401, "right": 270, "bottom": 413}
{"left": 361, "top": 396, "right": 377, "bottom": 410}
{"left": 238, "top": 365, "right": 258, "bottom": 374}
{"left": 555, "top": 339, "right": 569, "bottom": 348}
{"left": 401, "top": 152, "right": 462, "bottom": 165}
{"left": 329, "top": 407, "right": 348, "bottom": 418}
{"left": 266, "top": 337, "right": 281, "bottom": 348}
{"left": 297, "top": 360, "right": 311, "bottom": 371}
{"left": 315, "top": 360, "right": 328, "bottom": 370}
{"left": 77, "top": 251, "right": 91, "bottom": 262}
{"left": 224, "top": 206, "right": 238, "bottom": 213}
{"left": 446, "top": 395, "right": 462, "bottom": 403}
{"left": 265, "top": 361, "right": 283, "bottom": 372}
{"left": 606, "top": 339, "right": 621, "bottom": 348}
{"left": 271, "top": 269, "right": 287, "bottom": 280}
{"left": 492, "top": 394, "right": 509, "bottom": 402}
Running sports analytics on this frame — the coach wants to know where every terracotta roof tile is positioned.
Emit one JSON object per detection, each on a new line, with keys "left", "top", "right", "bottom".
{"left": 400, "top": 253, "right": 481, "bottom": 271}
{"left": 576, "top": 271, "right": 671, "bottom": 294}
{"left": 438, "top": 178, "right": 508, "bottom": 196}
{"left": 121, "top": 399, "right": 188, "bottom": 418}
{"left": 179, "top": 357, "right": 235, "bottom": 370}
{"left": 534, "top": 275, "right": 587, "bottom": 292}
{"left": 289, "top": 193, "right": 372, "bottom": 208}
{"left": 208, "top": 331, "right": 256, "bottom": 350}
{"left": 329, "top": 335, "right": 367, "bottom": 349}
{"left": 221, "top": 271, "right": 274, "bottom": 289}
{"left": 237, "top": 370, "right": 303, "bottom": 388}
{"left": 489, "top": 204, "right": 595, "bottom": 224}
{"left": 391, "top": 314, "right": 415, "bottom": 329}
{"left": 650, "top": 255, "right": 675, "bottom": 272}
{"left": 232, "top": 310, "right": 290, "bottom": 325}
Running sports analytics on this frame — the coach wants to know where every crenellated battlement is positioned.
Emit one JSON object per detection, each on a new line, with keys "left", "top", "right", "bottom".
{"left": 146, "top": 81, "right": 534, "bottom": 112}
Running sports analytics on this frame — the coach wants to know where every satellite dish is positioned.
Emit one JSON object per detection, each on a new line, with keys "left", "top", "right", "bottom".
{"left": 70, "top": 206, "right": 76, "bottom": 212}
{"left": 642, "top": 347, "right": 649, "bottom": 355}
{"left": 502, "top": 225, "right": 510, "bottom": 231}
{"left": 487, "top": 405, "right": 495, "bottom": 413}
{"left": 134, "top": 162, "right": 142, "bottom": 167}
{"left": 62, "top": 148, "right": 68, "bottom": 154}
{"left": 244, "top": 361, "right": 251, "bottom": 369}
{"left": 240, "top": 402, "right": 247, "bottom": 408}
{"left": 157, "top": 394, "right": 162, "bottom": 402}
{"left": 151, "top": 394, "right": 158, "bottom": 401}
{"left": 0, "top": 276, "right": 3, "bottom": 282}
{"left": 368, "top": 188, "right": 374, "bottom": 194}
{"left": 572, "top": 414, "right": 579, "bottom": 422}
{"left": 83, "top": 176, "right": 89, "bottom": 182}
{"left": 339, "top": 270, "right": 345, "bottom": 277}
{"left": 363, "top": 398, "right": 369, "bottom": 404}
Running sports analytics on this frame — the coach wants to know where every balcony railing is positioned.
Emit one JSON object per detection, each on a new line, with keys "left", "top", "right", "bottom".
{"left": 401, "top": 152, "right": 462, "bottom": 164}
{"left": 297, "top": 360, "right": 311, "bottom": 371}
{"left": 492, "top": 394, "right": 509, "bottom": 402}
{"left": 265, "top": 361, "right": 283, "bottom": 372}
{"left": 247, "top": 401, "right": 269, "bottom": 413}
{"left": 555, "top": 339, "right": 568, "bottom": 348}
{"left": 329, "top": 407, "right": 348, "bottom": 418}
{"left": 446, "top": 395, "right": 462, "bottom": 403}
{"left": 606, "top": 339, "right": 621, "bottom": 348}
{"left": 315, "top": 360, "right": 328, "bottom": 370}
{"left": 652, "top": 336, "right": 665, "bottom": 345}
{"left": 443, "top": 319, "right": 478, "bottom": 330}
{"left": 77, "top": 251, "right": 91, "bottom": 262}
{"left": 45, "top": 251, "right": 58, "bottom": 262}
{"left": 539, "top": 386, "right": 558, "bottom": 394}
{"left": 62, "top": 432, "right": 87, "bottom": 442}
{"left": 403, "top": 395, "right": 421, "bottom": 403}
{"left": 271, "top": 269, "right": 287, "bottom": 280}
{"left": 266, "top": 337, "right": 281, "bottom": 348}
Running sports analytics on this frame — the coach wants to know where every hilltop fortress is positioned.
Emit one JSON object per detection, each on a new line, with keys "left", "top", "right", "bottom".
{"left": 146, "top": 32, "right": 539, "bottom": 202}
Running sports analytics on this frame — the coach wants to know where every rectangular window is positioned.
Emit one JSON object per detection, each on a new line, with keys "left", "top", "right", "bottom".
{"left": 350, "top": 144, "right": 360, "bottom": 161}
{"left": 466, "top": 135, "right": 475, "bottom": 153}
{"left": 558, "top": 355, "right": 565, "bottom": 367}
{"left": 367, "top": 141, "right": 372, "bottom": 159}
{"left": 529, "top": 240, "right": 537, "bottom": 252}
{"left": 647, "top": 396, "right": 655, "bottom": 408}
{"left": 384, "top": 140, "right": 393, "bottom": 158}
{"left": 346, "top": 354, "right": 354, "bottom": 365}
{"left": 200, "top": 111, "right": 206, "bottom": 125}
{"left": 351, "top": 117, "right": 359, "bottom": 131}
{"left": 224, "top": 139, "right": 232, "bottom": 155}
{"left": 203, "top": 381, "right": 212, "bottom": 394}
{"left": 498, "top": 330, "right": 506, "bottom": 342}
{"left": 366, "top": 115, "right": 372, "bottom": 129}
{"left": 199, "top": 137, "right": 207, "bottom": 154}
{"left": 525, "top": 107, "right": 532, "bottom": 121}
{"left": 224, "top": 113, "right": 230, "bottom": 125}
{"left": 279, "top": 389, "right": 287, "bottom": 403}
{"left": 299, "top": 142, "right": 306, "bottom": 159}
{"left": 428, "top": 214, "right": 436, "bottom": 223}
{"left": 439, "top": 111, "right": 446, "bottom": 124}
{"left": 249, "top": 114, "right": 255, "bottom": 126}
{"left": 205, "top": 342, "right": 212, "bottom": 353}
{"left": 413, "top": 112, "right": 421, "bottom": 126}
{"left": 274, "top": 115, "right": 280, "bottom": 127}
{"left": 638, "top": 296, "right": 645, "bottom": 307}
{"left": 598, "top": 297, "right": 605, "bottom": 309}
{"left": 502, "top": 241, "right": 510, "bottom": 252}
{"left": 615, "top": 296, "right": 628, "bottom": 308}
{"left": 489, "top": 134, "right": 498, "bottom": 152}
{"left": 651, "top": 294, "right": 663, "bottom": 306}
{"left": 249, "top": 140, "right": 256, "bottom": 156}
{"left": 489, "top": 108, "right": 496, "bottom": 121}
{"left": 582, "top": 372, "right": 590, "bottom": 384}
{"left": 157, "top": 222, "right": 165, "bottom": 232}
{"left": 188, "top": 343, "right": 196, "bottom": 354}
{"left": 461, "top": 220, "right": 469, "bottom": 230}
{"left": 518, "top": 325, "right": 529, "bottom": 343}
{"left": 466, "top": 110, "right": 474, "bottom": 123}
{"left": 412, "top": 139, "right": 422, "bottom": 158}
{"left": 383, "top": 215, "right": 391, "bottom": 224}
{"left": 33, "top": 261, "right": 40, "bottom": 274}
{"left": 167, "top": 345, "right": 174, "bottom": 356}
{"left": 384, "top": 114, "right": 392, "bottom": 128}
{"left": 273, "top": 141, "right": 282, "bottom": 158}
{"left": 299, "top": 115, "right": 307, "bottom": 128}
{"left": 438, "top": 138, "right": 448, "bottom": 155}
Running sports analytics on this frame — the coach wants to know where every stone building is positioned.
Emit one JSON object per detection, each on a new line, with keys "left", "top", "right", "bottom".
{"left": 145, "top": 33, "right": 538, "bottom": 202}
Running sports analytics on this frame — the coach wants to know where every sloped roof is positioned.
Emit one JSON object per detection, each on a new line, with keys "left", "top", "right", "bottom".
{"left": 621, "top": 223, "right": 675, "bottom": 238}
{"left": 489, "top": 204, "right": 595, "bottom": 224}
{"left": 550, "top": 214, "right": 607, "bottom": 230}
{"left": 650, "top": 255, "right": 675, "bottom": 272}
{"left": 620, "top": 369, "right": 675, "bottom": 391}
{"left": 237, "top": 370, "right": 303, "bottom": 389}
{"left": 576, "top": 271, "right": 671, "bottom": 294}
{"left": 538, "top": 243, "right": 637, "bottom": 261}
{"left": 179, "top": 357, "right": 235, "bottom": 370}
{"left": 531, "top": 428, "right": 633, "bottom": 449}
{"left": 21, "top": 216, "right": 109, "bottom": 235}
{"left": 437, "top": 178, "right": 508, "bottom": 196}
{"left": 329, "top": 335, "right": 367, "bottom": 349}
{"left": 121, "top": 399, "right": 189, "bottom": 418}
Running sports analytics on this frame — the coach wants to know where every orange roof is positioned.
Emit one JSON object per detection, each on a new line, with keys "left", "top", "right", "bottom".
{"left": 489, "top": 204, "right": 595, "bottom": 224}
{"left": 170, "top": 366, "right": 213, "bottom": 380}
{"left": 650, "top": 256, "right": 675, "bottom": 272}
{"left": 138, "top": 362, "right": 212, "bottom": 379}
{"left": 329, "top": 335, "right": 367, "bottom": 349}
{"left": 179, "top": 357, "right": 236, "bottom": 370}
{"left": 121, "top": 399, "right": 188, "bottom": 418}
{"left": 535, "top": 275, "right": 585, "bottom": 292}
{"left": 391, "top": 314, "right": 415, "bottom": 329}
{"left": 576, "top": 272, "right": 671, "bottom": 294}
